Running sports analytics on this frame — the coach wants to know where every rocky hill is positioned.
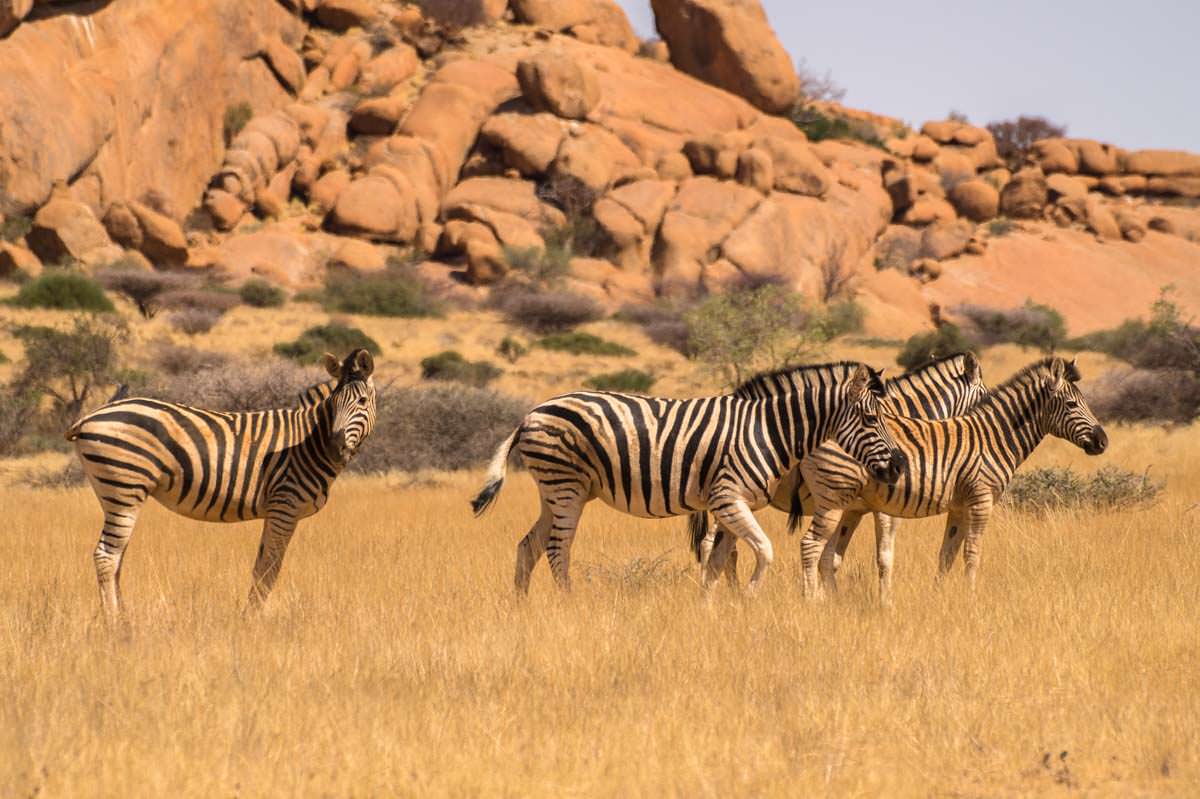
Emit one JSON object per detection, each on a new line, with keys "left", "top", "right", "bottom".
{"left": 1, "top": 0, "right": 1198, "bottom": 336}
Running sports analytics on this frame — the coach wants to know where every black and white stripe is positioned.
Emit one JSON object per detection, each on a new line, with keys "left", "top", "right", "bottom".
{"left": 66, "top": 349, "right": 377, "bottom": 618}
{"left": 471, "top": 362, "right": 904, "bottom": 593}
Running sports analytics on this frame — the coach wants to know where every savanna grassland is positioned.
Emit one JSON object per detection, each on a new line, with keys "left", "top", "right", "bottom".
{"left": 0, "top": 312, "right": 1198, "bottom": 795}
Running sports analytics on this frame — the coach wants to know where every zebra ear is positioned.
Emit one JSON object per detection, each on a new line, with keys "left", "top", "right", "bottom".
{"left": 1065, "top": 357, "right": 1081, "bottom": 383}
{"left": 354, "top": 349, "right": 375, "bottom": 377}
{"left": 321, "top": 352, "right": 341, "bottom": 378}
{"left": 847, "top": 364, "right": 871, "bottom": 402}
{"left": 1047, "top": 357, "right": 1066, "bottom": 391}
{"left": 963, "top": 351, "right": 980, "bottom": 381}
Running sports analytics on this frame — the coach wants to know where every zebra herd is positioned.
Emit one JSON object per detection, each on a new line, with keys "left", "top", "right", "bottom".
{"left": 65, "top": 346, "right": 1107, "bottom": 620}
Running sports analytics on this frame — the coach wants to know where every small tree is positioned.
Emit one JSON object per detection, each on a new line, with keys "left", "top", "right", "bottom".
{"left": 795, "top": 57, "right": 846, "bottom": 104}
{"left": 12, "top": 315, "right": 127, "bottom": 426}
{"left": 685, "top": 284, "right": 827, "bottom": 390}
{"left": 986, "top": 115, "right": 1067, "bottom": 169}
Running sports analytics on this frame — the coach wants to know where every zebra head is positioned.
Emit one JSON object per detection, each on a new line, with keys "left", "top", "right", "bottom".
{"left": 1041, "top": 357, "right": 1108, "bottom": 455}
{"left": 320, "top": 349, "right": 378, "bottom": 465}
{"left": 834, "top": 364, "right": 906, "bottom": 484}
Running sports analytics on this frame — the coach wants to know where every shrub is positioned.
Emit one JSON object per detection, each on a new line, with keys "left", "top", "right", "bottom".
{"left": 239, "top": 279, "right": 286, "bottom": 308}
{"left": 789, "top": 107, "right": 881, "bottom": 147}
{"left": 536, "top": 331, "right": 635, "bottom": 357}
{"left": 347, "top": 384, "right": 529, "bottom": 474}
{"left": 274, "top": 323, "right": 381, "bottom": 364}
{"left": 815, "top": 298, "right": 865, "bottom": 339}
{"left": 1068, "top": 288, "right": 1200, "bottom": 372}
{"left": 795, "top": 57, "right": 846, "bottom": 104}
{"left": 502, "top": 290, "right": 604, "bottom": 333}
{"left": 896, "top": 323, "right": 979, "bottom": 371}
{"left": 152, "top": 343, "right": 231, "bottom": 376}
{"left": 168, "top": 307, "right": 222, "bottom": 335}
{"left": 686, "top": 284, "right": 828, "bottom": 389}
{"left": 146, "top": 355, "right": 326, "bottom": 411}
{"left": 417, "top": 0, "right": 490, "bottom": 30}
{"left": 1086, "top": 367, "right": 1200, "bottom": 423}
{"left": 19, "top": 461, "right": 86, "bottom": 490}
{"left": 986, "top": 115, "right": 1068, "bottom": 170}
{"left": 1004, "top": 466, "right": 1162, "bottom": 514}
{"left": 496, "top": 336, "right": 528, "bottom": 363}
{"left": 420, "top": 350, "right": 501, "bottom": 387}
{"left": 8, "top": 270, "right": 114, "bottom": 312}
{"left": 223, "top": 101, "right": 253, "bottom": 145}
{"left": 617, "top": 303, "right": 693, "bottom": 355}
{"left": 956, "top": 300, "right": 1066, "bottom": 351}
{"left": 157, "top": 288, "right": 241, "bottom": 315}
{"left": 11, "top": 315, "right": 127, "bottom": 427}
{"left": 1, "top": 213, "right": 32, "bottom": 243}
{"left": 585, "top": 369, "right": 656, "bottom": 393}
{"left": 988, "top": 218, "right": 1017, "bottom": 237}
{"left": 322, "top": 263, "right": 442, "bottom": 318}
{"left": 96, "top": 264, "right": 194, "bottom": 318}
{"left": 502, "top": 242, "right": 572, "bottom": 284}
{"left": 0, "top": 389, "right": 39, "bottom": 456}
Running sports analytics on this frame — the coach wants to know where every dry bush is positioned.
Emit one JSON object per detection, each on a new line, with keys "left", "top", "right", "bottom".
{"left": 874, "top": 232, "right": 920, "bottom": 273}
{"left": 348, "top": 384, "right": 527, "bottom": 474}
{"left": 1085, "top": 367, "right": 1200, "bottom": 423}
{"left": 151, "top": 344, "right": 231, "bottom": 376}
{"left": 576, "top": 552, "right": 688, "bottom": 591}
{"left": 500, "top": 290, "right": 604, "bottom": 333}
{"left": 795, "top": 57, "right": 846, "bottom": 104}
{"left": 417, "top": 0, "right": 491, "bottom": 30}
{"left": 955, "top": 301, "right": 1066, "bottom": 352}
{"left": 96, "top": 266, "right": 195, "bottom": 318}
{"left": 145, "top": 356, "right": 326, "bottom": 411}
{"left": 617, "top": 303, "right": 693, "bottom": 355}
{"left": 0, "top": 390, "right": 39, "bottom": 456}
{"left": 986, "top": 115, "right": 1067, "bottom": 169}
{"left": 168, "top": 307, "right": 222, "bottom": 335}
{"left": 18, "top": 461, "right": 86, "bottom": 490}
{"left": 158, "top": 288, "right": 241, "bottom": 314}
{"left": 1004, "top": 466, "right": 1163, "bottom": 514}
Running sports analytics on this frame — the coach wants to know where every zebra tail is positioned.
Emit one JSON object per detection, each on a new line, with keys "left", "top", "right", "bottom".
{"left": 470, "top": 427, "right": 520, "bottom": 517}
{"left": 687, "top": 513, "right": 710, "bottom": 563}
{"left": 786, "top": 489, "right": 806, "bottom": 535}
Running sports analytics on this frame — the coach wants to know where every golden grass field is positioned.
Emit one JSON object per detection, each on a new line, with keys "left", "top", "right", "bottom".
{"left": 1, "top": 294, "right": 1198, "bottom": 795}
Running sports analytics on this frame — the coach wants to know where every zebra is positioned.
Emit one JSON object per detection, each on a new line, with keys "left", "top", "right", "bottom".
{"left": 470, "top": 361, "right": 906, "bottom": 594}
{"left": 798, "top": 356, "right": 1107, "bottom": 602}
{"left": 65, "top": 349, "right": 377, "bottom": 619}
{"left": 688, "top": 351, "right": 988, "bottom": 586}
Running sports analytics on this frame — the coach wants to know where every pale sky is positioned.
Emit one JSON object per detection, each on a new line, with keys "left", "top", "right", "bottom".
{"left": 615, "top": 1, "right": 1199, "bottom": 151}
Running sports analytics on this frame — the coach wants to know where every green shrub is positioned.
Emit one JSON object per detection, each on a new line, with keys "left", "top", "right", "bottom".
{"left": 223, "top": 102, "right": 253, "bottom": 145}
{"left": 1, "top": 214, "right": 32, "bottom": 243}
{"left": 8, "top": 270, "right": 114, "bottom": 312}
{"left": 789, "top": 106, "right": 882, "bottom": 147}
{"left": 239, "top": 279, "right": 286, "bottom": 308}
{"left": 11, "top": 315, "right": 127, "bottom": 428}
{"left": 988, "top": 218, "right": 1017, "bottom": 237}
{"left": 496, "top": 336, "right": 528, "bottom": 363}
{"left": 815, "top": 299, "right": 866, "bottom": 339}
{"left": 535, "top": 331, "right": 635, "bottom": 357}
{"left": 896, "top": 323, "right": 978, "bottom": 371}
{"left": 1004, "top": 466, "right": 1162, "bottom": 514}
{"left": 957, "top": 300, "right": 1066, "bottom": 352}
{"left": 686, "top": 284, "right": 828, "bottom": 389}
{"left": 1066, "top": 287, "right": 1200, "bottom": 371}
{"left": 420, "top": 350, "right": 501, "bottom": 387}
{"left": 274, "top": 323, "right": 382, "bottom": 364}
{"left": 585, "top": 369, "right": 656, "bottom": 393}
{"left": 322, "top": 264, "right": 442, "bottom": 318}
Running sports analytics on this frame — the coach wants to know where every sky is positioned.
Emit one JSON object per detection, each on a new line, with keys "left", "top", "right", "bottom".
{"left": 615, "top": 1, "right": 1199, "bottom": 151}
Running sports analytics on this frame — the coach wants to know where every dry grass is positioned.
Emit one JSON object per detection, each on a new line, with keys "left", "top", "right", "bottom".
{"left": 1, "top": 423, "right": 1198, "bottom": 796}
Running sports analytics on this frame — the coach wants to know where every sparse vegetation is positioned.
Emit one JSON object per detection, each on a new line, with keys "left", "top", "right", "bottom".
{"left": 168, "top": 307, "right": 223, "bottom": 336}
{"left": 986, "top": 115, "right": 1067, "bottom": 170}
{"left": 896, "top": 323, "right": 978, "bottom": 372}
{"left": 274, "top": 323, "right": 382, "bottom": 364}
{"left": 874, "top": 233, "right": 921, "bottom": 273}
{"left": 223, "top": 101, "right": 253, "bottom": 145}
{"left": 151, "top": 343, "right": 231, "bottom": 376}
{"left": 988, "top": 218, "right": 1017, "bottom": 237}
{"left": 956, "top": 300, "right": 1066, "bottom": 352}
{"left": 0, "top": 389, "right": 38, "bottom": 456}
{"left": 322, "top": 262, "right": 443, "bottom": 318}
{"left": 789, "top": 106, "right": 882, "bottom": 147}
{"left": 496, "top": 336, "right": 528, "bottom": 363}
{"left": 96, "top": 263, "right": 194, "bottom": 318}
{"left": 7, "top": 270, "right": 115, "bottom": 312}
{"left": 347, "top": 384, "right": 528, "bottom": 473}
{"left": 584, "top": 369, "right": 656, "bottom": 393}
{"left": 1, "top": 213, "right": 32, "bottom": 243}
{"left": 239, "top": 279, "right": 286, "bottom": 308}
{"left": 795, "top": 57, "right": 846, "bottom": 104}
{"left": 420, "top": 350, "right": 501, "bottom": 387}
{"left": 816, "top": 298, "right": 865, "bottom": 339}
{"left": 1004, "top": 466, "right": 1162, "bottom": 514}
{"left": 502, "top": 291, "right": 604, "bottom": 333}
{"left": 535, "top": 331, "right": 635, "bottom": 358}
{"left": 616, "top": 302, "right": 693, "bottom": 356}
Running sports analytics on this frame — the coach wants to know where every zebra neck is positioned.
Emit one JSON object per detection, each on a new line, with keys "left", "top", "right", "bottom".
{"left": 974, "top": 383, "right": 1050, "bottom": 475}
{"left": 292, "top": 401, "right": 344, "bottom": 475}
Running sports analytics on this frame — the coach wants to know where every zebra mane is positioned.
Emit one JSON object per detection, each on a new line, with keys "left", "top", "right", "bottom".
{"left": 896, "top": 351, "right": 975, "bottom": 379}
{"left": 732, "top": 361, "right": 881, "bottom": 399}
{"left": 298, "top": 379, "right": 336, "bottom": 408}
{"left": 971, "top": 356, "right": 1079, "bottom": 412}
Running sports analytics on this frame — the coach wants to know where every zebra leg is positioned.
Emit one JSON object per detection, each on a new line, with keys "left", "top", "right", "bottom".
{"left": 873, "top": 513, "right": 899, "bottom": 607}
{"left": 514, "top": 502, "right": 553, "bottom": 595}
{"left": 544, "top": 486, "right": 588, "bottom": 593}
{"left": 93, "top": 501, "right": 144, "bottom": 621}
{"left": 710, "top": 500, "right": 774, "bottom": 594}
{"left": 961, "top": 495, "right": 994, "bottom": 590}
{"left": 801, "top": 508, "right": 840, "bottom": 600}
{"left": 246, "top": 512, "right": 299, "bottom": 611}
{"left": 937, "top": 510, "right": 969, "bottom": 579}
{"left": 702, "top": 525, "right": 737, "bottom": 591}
{"left": 820, "top": 509, "right": 866, "bottom": 595}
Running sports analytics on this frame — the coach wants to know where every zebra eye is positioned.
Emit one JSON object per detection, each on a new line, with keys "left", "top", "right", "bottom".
{"left": 863, "top": 413, "right": 879, "bottom": 424}
{"left": 1066, "top": 399, "right": 1079, "bottom": 409}
{"left": 357, "top": 396, "right": 368, "bottom": 407}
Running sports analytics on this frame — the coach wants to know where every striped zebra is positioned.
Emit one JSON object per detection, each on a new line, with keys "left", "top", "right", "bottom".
{"left": 798, "top": 356, "right": 1107, "bottom": 602}
{"left": 65, "top": 349, "right": 377, "bottom": 619}
{"left": 470, "top": 362, "right": 906, "bottom": 594}
{"left": 689, "top": 352, "right": 988, "bottom": 585}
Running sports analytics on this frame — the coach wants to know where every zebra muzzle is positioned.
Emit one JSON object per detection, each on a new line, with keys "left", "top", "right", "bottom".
{"left": 870, "top": 449, "right": 907, "bottom": 485}
{"left": 1083, "top": 425, "right": 1108, "bottom": 456}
